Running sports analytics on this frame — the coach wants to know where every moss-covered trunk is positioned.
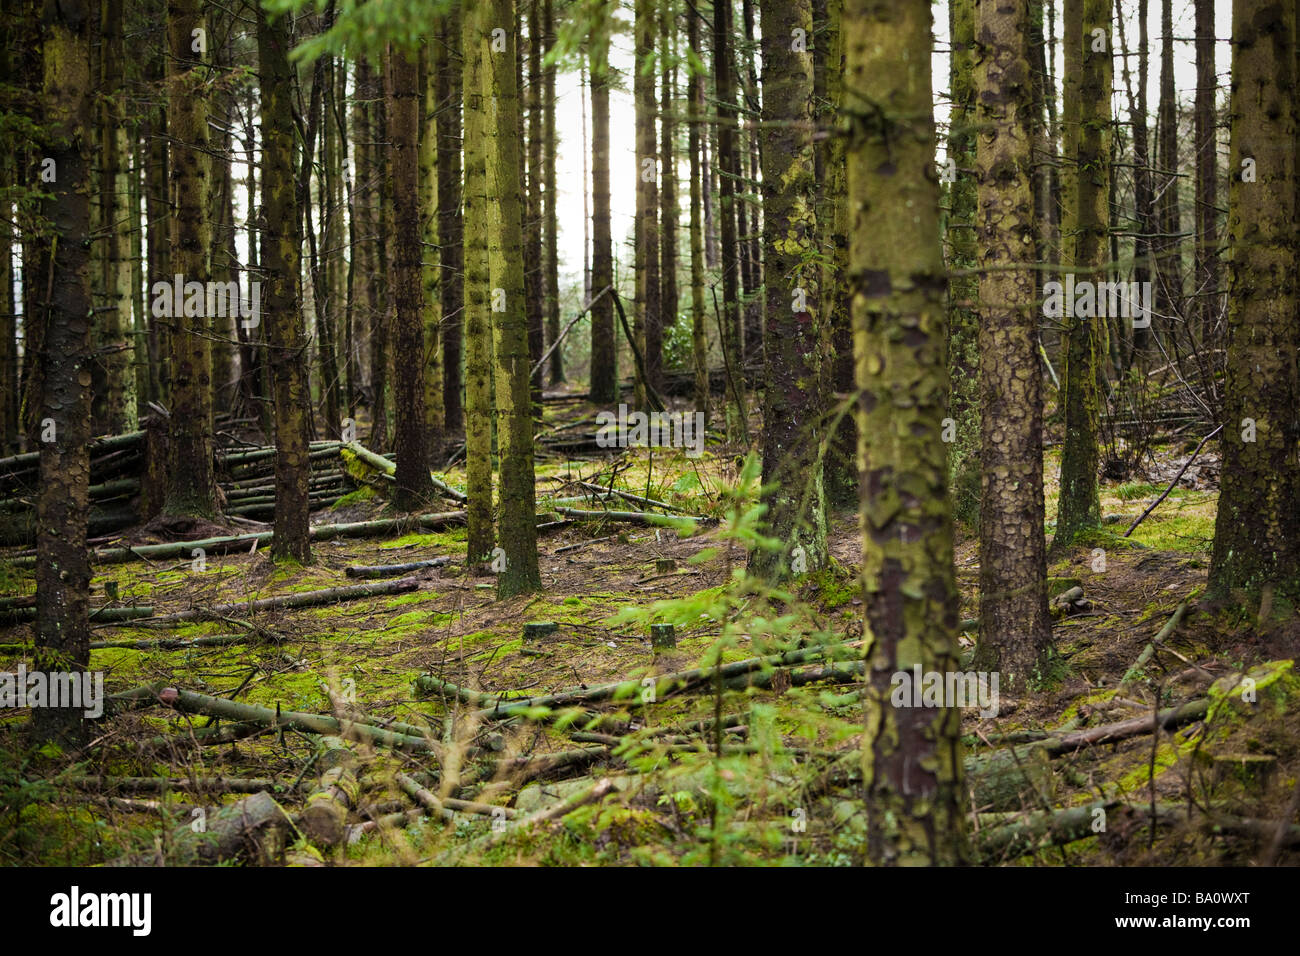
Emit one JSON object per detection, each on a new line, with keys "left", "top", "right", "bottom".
{"left": 972, "top": 0, "right": 1053, "bottom": 687}
{"left": 486, "top": 0, "right": 542, "bottom": 598}
{"left": 1052, "top": 0, "right": 1108, "bottom": 549}
{"left": 258, "top": 6, "right": 312, "bottom": 564}
{"left": 844, "top": 0, "right": 968, "bottom": 866}
{"left": 386, "top": 47, "right": 436, "bottom": 511}
{"left": 819, "top": 0, "right": 856, "bottom": 510}
{"left": 658, "top": 0, "right": 678, "bottom": 397}
{"left": 463, "top": 0, "right": 495, "bottom": 564}
{"left": 33, "top": 0, "right": 93, "bottom": 744}
{"left": 96, "top": 0, "right": 137, "bottom": 435}
{"left": 1208, "top": 0, "right": 1300, "bottom": 606}
{"left": 749, "top": 0, "right": 826, "bottom": 582}
{"left": 713, "top": 0, "right": 746, "bottom": 440}
{"left": 588, "top": 25, "right": 618, "bottom": 405}
{"left": 163, "top": 0, "right": 218, "bottom": 519}
{"left": 946, "top": 0, "right": 980, "bottom": 525}
{"left": 437, "top": 3, "right": 464, "bottom": 436}
{"left": 686, "top": 2, "right": 708, "bottom": 422}
{"left": 634, "top": 0, "right": 661, "bottom": 409}
{"left": 542, "top": 0, "right": 562, "bottom": 385}
{"left": 419, "top": 43, "right": 445, "bottom": 470}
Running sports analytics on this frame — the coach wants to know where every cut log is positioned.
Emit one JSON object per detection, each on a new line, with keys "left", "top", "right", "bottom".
{"left": 301, "top": 736, "right": 360, "bottom": 848}
{"left": 107, "top": 791, "right": 298, "bottom": 866}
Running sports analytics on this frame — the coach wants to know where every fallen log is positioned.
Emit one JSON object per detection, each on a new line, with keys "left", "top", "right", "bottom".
{"left": 109, "top": 577, "right": 420, "bottom": 627}
{"left": 344, "top": 440, "right": 468, "bottom": 502}
{"left": 416, "top": 642, "right": 861, "bottom": 720}
{"left": 554, "top": 506, "right": 712, "bottom": 527}
{"left": 107, "top": 790, "right": 298, "bottom": 866}
{"left": 344, "top": 557, "right": 452, "bottom": 578}
{"left": 150, "top": 686, "right": 445, "bottom": 755}
{"left": 61, "top": 775, "right": 282, "bottom": 795}
{"left": 1116, "top": 601, "right": 1189, "bottom": 696}
{"left": 1040, "top": 697, "right": 1209, "bottom": 756}
{"left": 301, "top": 737, "right": 360, "bottom": 848}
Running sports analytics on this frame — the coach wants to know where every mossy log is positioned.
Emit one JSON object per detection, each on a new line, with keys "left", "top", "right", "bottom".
{"left": 107, "top": 791, "right": 298, "bottom": 866}
{"left": 149, "top": 686, "right": 444, "bottom": 755}
{"left": 111, "top": 577, "right": 419, "bottom": 627}
{"left": 301, "top": 737, "right": 360, "bottom": 848}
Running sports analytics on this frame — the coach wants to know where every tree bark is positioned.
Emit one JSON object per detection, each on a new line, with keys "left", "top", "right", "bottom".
{"left": 714, "top": 0, "right": 746, "bottom": 440}
{"left": 258, "top": 6, "right": 313, "bottom": 563}
{"left": 1052, "top": 0, "right": 1109, "bottom": 550}
{"left": 1208, "top": 0, "right": 1300, "bottom": 606}
{"left": 543, "top": 0, "right": 563, "bottom": 384}
{"left": 387, "top": 46, "right": 436, "bottom": 510}
{"left": 749, "top": 0, "right": 826, "bottom": 582}
{"left": 32, "top": 0, "right": 94, "bottom": 745}
{"left": 163, "top": 0, "right": 218, "bottom": 519}
{"left": 634, "top": 0, "right": 662, "bottom": 408}
{"left": 845, "top": 0, "right": 968, "bottom": 865}
{"left": 588, "top": 23, "right": 618, "bottom": 405}
{"left": 437, "top": 2, "right": 464, "bottom": 436}
{"left": 686, "top": 1, "right": 709, "bottom": 423}
{"left": 486, "top": 0, "right": 542, "bottom": 597}
{"left": 972, "top": 0, "right": 1054, "bottom": 687}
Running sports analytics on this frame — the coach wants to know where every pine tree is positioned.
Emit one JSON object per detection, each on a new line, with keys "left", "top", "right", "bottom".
{"left": 589, "top": 20, "right": 618, "bottom": 405}
{"left": 1208, "top": 0, "right": 1300, "bottom": 608}
{"left": 845, "top": 0, "right": 968, "bottom": 866}
{"left": 258, "top": 4, "right": 312, "bottom": 564}
{"left": 972, "top": 0, "right": 1053, "bottom": 686}
{"left": 163, "top": 0, "right": 219, "bottom": 519}
{"left": 463, "top": 0, "right": 495, "bottom": 563}
{"left": 749, "top": 0, "right": 826, "bottom": 582}
{"left": 486, "top": 0, "right": 542, "bottom": 597}
{"left": 1053, "top": 0, "right": 1109, "bottom": 549}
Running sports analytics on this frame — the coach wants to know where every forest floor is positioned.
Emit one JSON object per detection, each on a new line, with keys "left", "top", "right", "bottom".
{"left": 2, "top": 394, "right": 1298, "bottom": 867}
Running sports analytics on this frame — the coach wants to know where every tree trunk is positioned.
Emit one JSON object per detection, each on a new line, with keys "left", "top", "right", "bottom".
{"left": 749, "top": 0, "right": 826, "bottom": 582}
{"left": 658, "top": 0, "right": 678, "bottom": 396}
{"left": 972, "top": 0, "right": 1054, "bottom": 687}
{"left": 96, "top": 0, "right": 137, "bottom": 435}
{"left": 388, "top": 46, "right": 436, "bottom": 510}
{"left": 845, "top": 0, "right": 968, "bottom": 865}
{"left": 1154, "top": 0, "right": 1181, "bottom": 322}
{"left": 369, "top": 60, "right": 392, "bottom": 451}
{"left": 946, "top": 0, "right": 980, "bottom": 524}
{"left": 820, "top": 0, "right": 856, "bottom": 509}
{"left": 163, "top": 0, "right": 218, "bottom": 519}
{"left": 420, "top": 43, "right": 445, "bottom": 465}
{"left": 714, "top": 0, "right": 746, "bottom": 440}
{"left": 687, "top": 2, "right": 709, "bottom": 422}
{"left": 463, "top": 0, "right": 495, "bottom": 563}
{"left": 1052, "top": 0, "right": 1108, "bottom": 549}
{"left": 437, "top": 3, "right": 464, "bottom": 436}
{"left": 1193, "top": 0, "right": 1220, "bottom": 345}
{"left": 1207, "top": 0, "right": 1300, "bottom": 607}
{"left": 634, "top": 0, "right": 661, "bottom": 409}
{"left": 525, "top": 0, "right": 545, "bottom": 406}
{"left": 543, "top": 0, "right": 563, "bottom": 384}
{"left": 486, "top": 0, "right": 542, "bottom": 597}
{"left": 258, "top": 5, "right": 312, "bottom": 563}
{"left": 589, "top": 24, "right": 618, "bottom": 405}
{"left": 32, "top": 0, "right": 93, "bottom": 745}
